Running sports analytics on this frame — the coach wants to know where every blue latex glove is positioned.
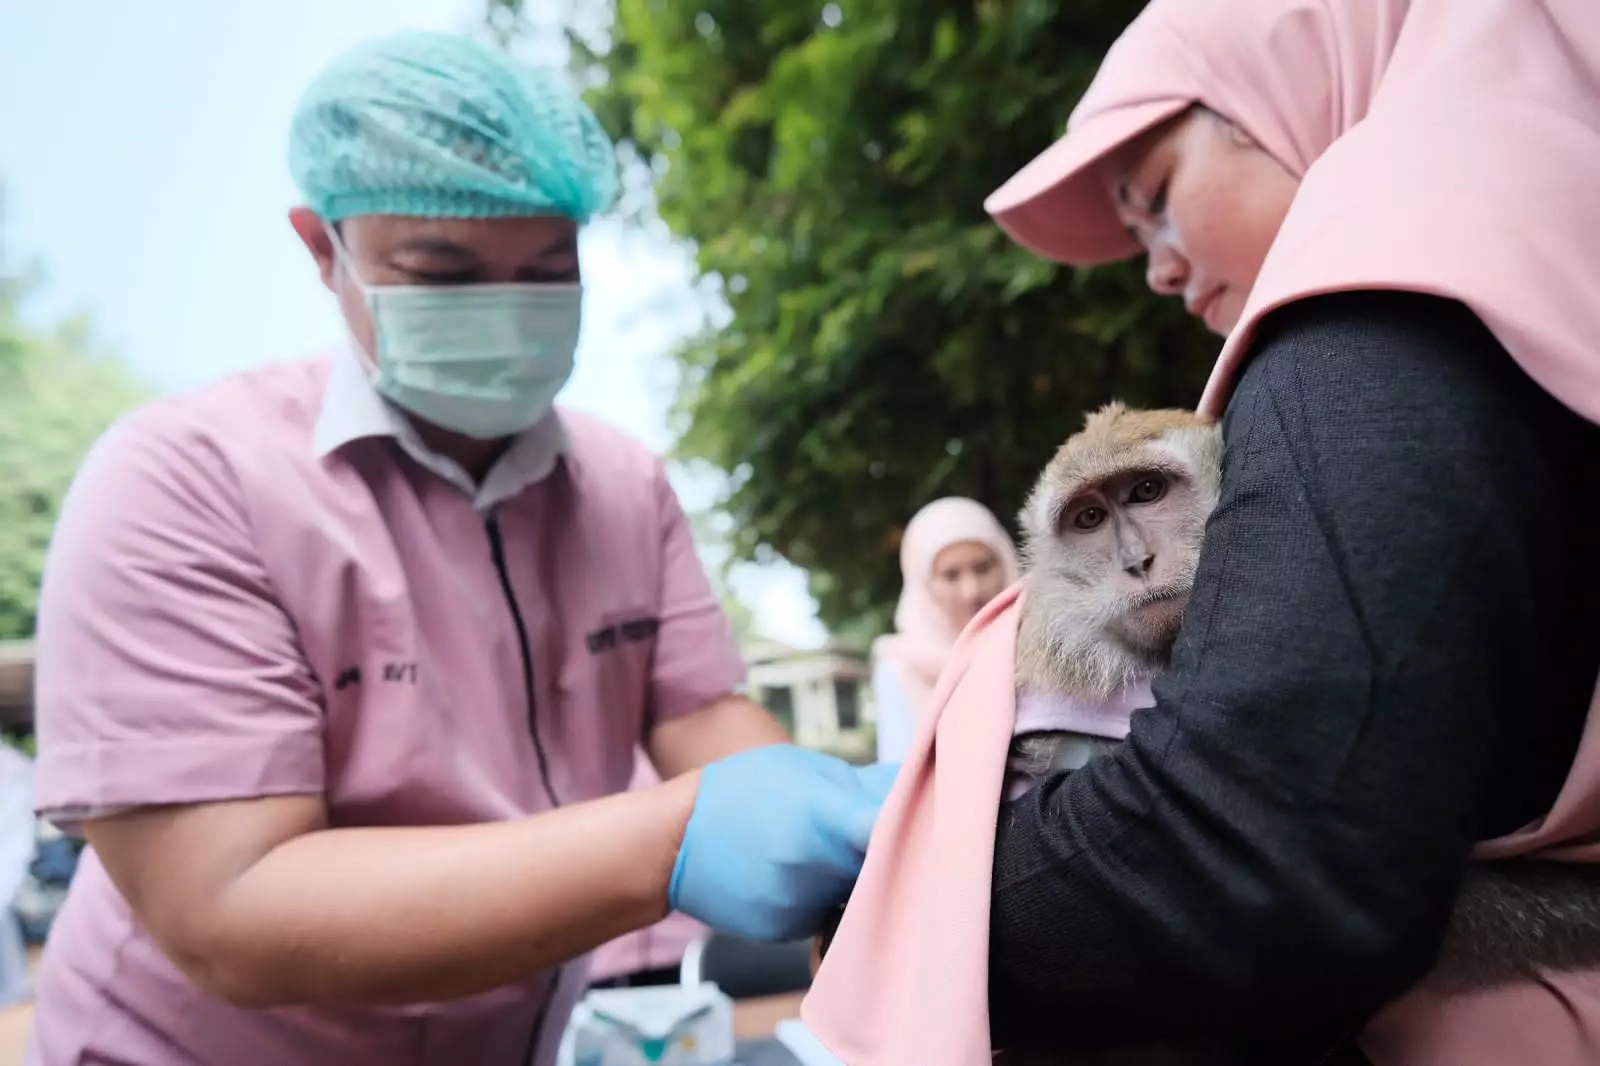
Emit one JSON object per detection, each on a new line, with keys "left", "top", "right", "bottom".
{"left": 853, "top": 760, "right": 901, "bottom": 803}
{"left": 669, "top": 746, "right": 902, "bottom": 941}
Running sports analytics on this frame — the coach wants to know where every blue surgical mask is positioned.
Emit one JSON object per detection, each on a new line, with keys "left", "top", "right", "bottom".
{"left": 331, "top": 231, "right": 582, "bottom": 440}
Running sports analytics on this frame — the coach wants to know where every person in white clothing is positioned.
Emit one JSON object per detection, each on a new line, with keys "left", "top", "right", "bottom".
{"left": 871, "top": 498, "right": 1017, "bottom": 762}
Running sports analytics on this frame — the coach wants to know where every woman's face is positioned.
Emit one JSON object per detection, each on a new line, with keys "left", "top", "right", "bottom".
{"left": 1097, "top": 108, "right": 1299, "bottom": 335}
{"left": 928, "top": 541, "right": 1006, "bottom": 630}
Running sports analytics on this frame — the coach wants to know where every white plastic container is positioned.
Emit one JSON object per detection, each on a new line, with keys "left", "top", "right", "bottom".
{"left": 567, "top": 983, "right": 736, "bottom": 1066}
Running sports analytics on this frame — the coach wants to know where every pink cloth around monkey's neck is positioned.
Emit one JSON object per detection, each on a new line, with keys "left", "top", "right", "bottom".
{"left": 1012, "top": 680, "right": 1153, "bottom": 739}
{"left": 1004, "top": 681, "right": 1155, "bottom": 801}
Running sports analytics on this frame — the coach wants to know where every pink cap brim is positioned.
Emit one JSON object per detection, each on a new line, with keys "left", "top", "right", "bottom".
{"left": 984, "top": 97, "right": 1192, "bottom": 266}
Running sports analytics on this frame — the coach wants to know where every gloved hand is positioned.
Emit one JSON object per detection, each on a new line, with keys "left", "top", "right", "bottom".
{"left": 669, "top": 745, "right": 902, "bottom": 942}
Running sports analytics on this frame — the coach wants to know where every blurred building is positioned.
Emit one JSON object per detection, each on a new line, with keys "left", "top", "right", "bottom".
{"left": 743, "top": 639, "right": 875, "bottom": 762}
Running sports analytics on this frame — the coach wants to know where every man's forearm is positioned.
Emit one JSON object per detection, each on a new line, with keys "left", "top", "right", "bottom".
{"left": 195, "top": 773, "right": 701, "bottom": 1007}
{"left": 648, "top": 694, "right": 792, "bottom": 779}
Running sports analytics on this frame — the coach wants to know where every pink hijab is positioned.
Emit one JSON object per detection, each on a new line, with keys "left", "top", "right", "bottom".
{"left": 871, "top": 497, "right": 1018, "bottom": 717}
{"left": 806, "top": 2, "right": 1600, "bottom": 1063}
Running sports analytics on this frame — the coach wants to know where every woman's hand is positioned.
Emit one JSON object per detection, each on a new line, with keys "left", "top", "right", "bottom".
{"left": 669, "top": 745, "right": 899, "bottom": 941}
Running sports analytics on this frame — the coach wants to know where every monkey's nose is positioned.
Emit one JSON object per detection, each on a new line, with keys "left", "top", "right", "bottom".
{"left": 1124, "top": 553, "right": 1155, "bottom": 579}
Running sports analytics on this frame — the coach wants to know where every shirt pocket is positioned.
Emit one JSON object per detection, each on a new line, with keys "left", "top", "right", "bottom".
{"left": 560, "top": 605, "right": 659, "bottom": 797}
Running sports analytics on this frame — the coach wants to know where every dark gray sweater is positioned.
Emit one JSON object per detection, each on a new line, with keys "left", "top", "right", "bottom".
{"left": 988, "top": 292, "right": 1600, "bottom": 1062}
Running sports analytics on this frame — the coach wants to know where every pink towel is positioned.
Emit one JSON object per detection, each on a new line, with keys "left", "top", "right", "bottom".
{"left": 802, "top": 584, "right": 1026, "bottom": 1066}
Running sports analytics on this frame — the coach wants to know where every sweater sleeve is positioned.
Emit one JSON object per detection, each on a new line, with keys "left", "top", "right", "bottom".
{"left": 988, "top": 292, "right": 1600, "bottom": 1055}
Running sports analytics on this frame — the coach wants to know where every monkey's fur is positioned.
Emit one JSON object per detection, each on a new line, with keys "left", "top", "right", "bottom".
{"left": 818, "top": 404, "right": 1600, "bottom": 1063}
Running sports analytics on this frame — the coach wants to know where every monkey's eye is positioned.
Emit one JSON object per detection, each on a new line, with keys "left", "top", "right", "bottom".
{"left": 1126, "top": 476, "right": 1168, "bottom": 505}
{"left": 1070, "top": 506, "right": 1107, "bottom": 531}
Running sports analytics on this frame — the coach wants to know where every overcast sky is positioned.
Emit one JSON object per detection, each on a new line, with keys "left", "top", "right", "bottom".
{"left": 0, "top": 0, "right": 826, "bottom": 647}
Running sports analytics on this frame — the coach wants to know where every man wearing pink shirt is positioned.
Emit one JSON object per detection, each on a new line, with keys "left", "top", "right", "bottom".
{"left": 25, "top": 30, "right": 894, "bottom": 1066}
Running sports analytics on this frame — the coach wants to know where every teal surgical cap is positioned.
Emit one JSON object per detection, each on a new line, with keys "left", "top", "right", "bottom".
{"left": 288, "top": 31, "right": 617, "bottom": 224}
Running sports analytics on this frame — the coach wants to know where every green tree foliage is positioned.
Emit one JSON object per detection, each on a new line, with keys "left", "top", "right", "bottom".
{"left": 0, "top": 241, "right": 149, "bottom": 640}
{"left": 492, "top": 0, "right": 1219, "bottom": 634}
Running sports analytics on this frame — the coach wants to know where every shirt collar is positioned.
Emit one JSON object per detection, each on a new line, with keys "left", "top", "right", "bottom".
{"left": 313, "top": 348, "right": 570, "bottom": 514}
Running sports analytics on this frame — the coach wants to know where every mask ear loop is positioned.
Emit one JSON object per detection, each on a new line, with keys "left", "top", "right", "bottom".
{"left": 321, "top": 219, "right": 360, "bottom": 281}
{"left": 321, "top": 218, "right": 384, "bottom": 379}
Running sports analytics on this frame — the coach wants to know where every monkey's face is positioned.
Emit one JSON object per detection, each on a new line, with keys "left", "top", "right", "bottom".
{"left": 1019, "top": 413, "right": 1222, "bottom": 674}
{"left": 1048, "top": 465, "right": 1206, "bottom": 655}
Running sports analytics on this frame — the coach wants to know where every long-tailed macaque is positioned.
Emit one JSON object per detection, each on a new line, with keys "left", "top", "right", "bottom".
{"left": 997, "top": 403, "right": 1600, "bottom": 1063}
{"left": 816, "top": 403, "right": 1600, "bottom": 1063}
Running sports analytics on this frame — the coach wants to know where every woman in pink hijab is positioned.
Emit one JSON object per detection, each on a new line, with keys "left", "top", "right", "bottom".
{"left": 805, "top": 0, "right": 1600, "bottom": 1063}
{"left": 871, "top": 498, "right": 1018, "bottom": 762}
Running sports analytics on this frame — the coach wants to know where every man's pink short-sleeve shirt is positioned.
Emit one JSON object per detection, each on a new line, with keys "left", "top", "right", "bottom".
{"left": 26, "top": 357, "right": 746, "bottom": 1065}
